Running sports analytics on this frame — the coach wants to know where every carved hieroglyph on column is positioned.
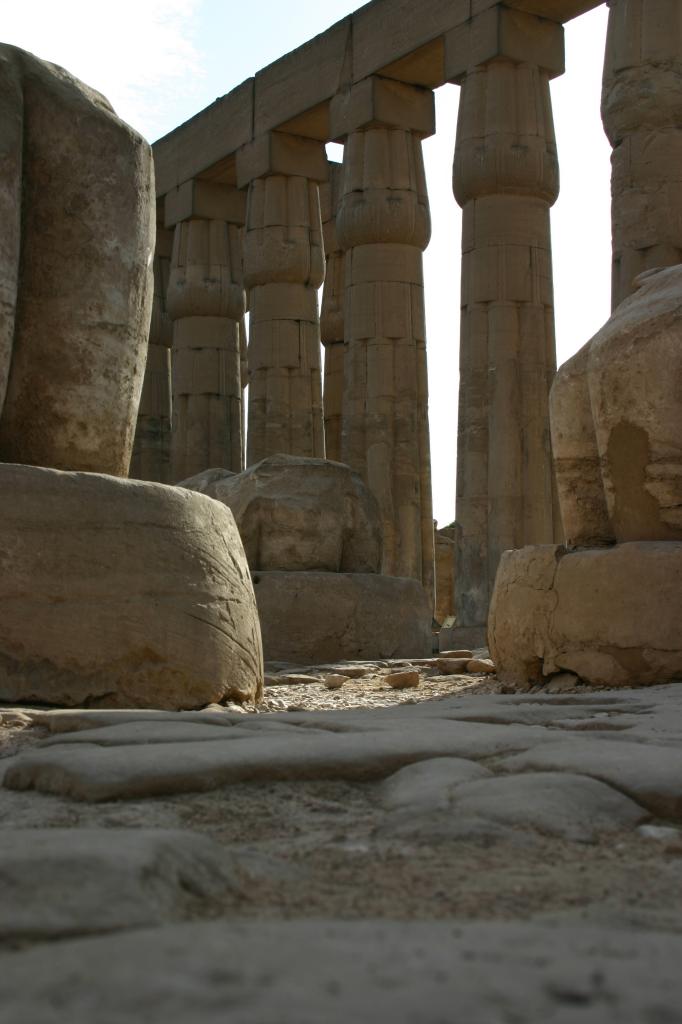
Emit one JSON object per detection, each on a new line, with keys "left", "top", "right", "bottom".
{"left": 448, "top": 8, "right": 566, "bottom": 629}
{"left": 332, "top": 77, "right": 435, "bottom": 594}
{"left": 237, "top": 132, "right": 327, "bottom": 465}
{"left": 319, "top": 161, "right": 345, "bottom": 463}
{"left": 165, "top": 181, "right": 246, "bottom": 481}
{"left": 131, "top": 221, "right": 173, "bottom": 483}
{"left": 603, "top": 0, "right": 682, "bottom": 308}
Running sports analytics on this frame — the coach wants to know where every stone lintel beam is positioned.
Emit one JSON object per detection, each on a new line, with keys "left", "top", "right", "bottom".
{"left": 472, "top": 0, "right": 599, "bottom": 21}
{"left": 236, "top": 132, "right": 328, "bottom": 190}
{"left": 329, "top": 76, "right": 436, "bottom": 142}
{"left": 446, "top": 5, "right": 565, "bottom": 83}
{"left": 164, "top": 180, "right": 247, "bottom": 230}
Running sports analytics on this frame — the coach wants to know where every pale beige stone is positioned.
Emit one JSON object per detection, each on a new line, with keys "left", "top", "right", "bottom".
{"left": 337, "top": 84, "right": 435, "bottom": 595}
{"left": 0, "top": 464, "right": 263, "bottom": 709}
{"left": 489, "top": 543, "right": 682, "bottom": 688}
{"left": 466, "top": 658, "right": 496, "bottom": 674}
{"left": 253, "top": 571, "right": 433, "bottom": 664}
{"left": 385, "top": 671, "right": 421, "bottom": 690}
{"left": 0, "top": 44, "right": 153, "bottom": 475}
{"left": 436, "top": 658, "right": 470, "bottom": 674}
{"left": 453, "top": 56, "right": 560, "bottom": 630}
{"left": 179, "top": 454, "right": 382, "bottom": 573}
{"left": 324, "top": 675, "right": 346, "bottom": 690}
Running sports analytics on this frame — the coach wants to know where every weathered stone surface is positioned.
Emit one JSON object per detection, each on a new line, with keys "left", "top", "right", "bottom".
{"left": 381, "top": 757, "right": 492, "bottom": 812}
{"left": 382, "top": 770, "right": 645, "bottom": 843}
{"left": 385, "top": 671, "right": 420, "bottom": 690}
{"left": 2, "top": 715, "right": 550, "bottom": 802}
{"left": 454, "top": 56, "right": 560, "bottom": 631}
{"left": 602, "top": 0, "right": 682, "bottom": 307}
{"left": 434, "top": 524, "right": 458, "bottom": 625}
{"left": 253, "top": 571, "right": 432, "bottom": 664}
{"left": 337, "top": 104, "right": 434, "bottom": 593}
{"left": 0, "top": 464, "right": 263, "bottom": 709}
{"left": 501, "top": 738, "right": 682, "bottom": 821}
{"left": 243, "top": 163, "right": 325, "bottom": 464}
{"left": 2, "top": 919, "right": 682, "bottom": 1024}
{"left": 0, "top": 829, "right": 236, "bottom": 941}
{"left": 552, "top": 265, "right": 682, "bottom": 546}
{"left": 489, "top": 543, "right": 682, "bottom": 688}
{"left": 180, "top": 454, "right": 382, "bottom": 573}
{"left": 0, "top": 45, "right": 153, "bottom": 475}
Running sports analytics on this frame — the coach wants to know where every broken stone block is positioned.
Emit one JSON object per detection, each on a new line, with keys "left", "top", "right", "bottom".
{"left": 0, "top": 464, "right": 263, "bottom": 709}
{"left": 385, "top": 671, "right": 420, "bottom": 690}
{"left": 0, "top": 45, "right": 154, "bottom": 475}
{"left": 489, "top": 542, "right": 682, "bottom": 689}
{"left": 179, "top": 454, "right": 382, "bottom": 573}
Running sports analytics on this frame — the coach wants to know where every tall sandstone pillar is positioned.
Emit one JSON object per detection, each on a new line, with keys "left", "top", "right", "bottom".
{"left": 237, "top": 132, "right": 327, "bottom": 465}
{"left": 603, "top": 0, "right": 682, "bottom": 308}
{"left": 331, "top": 77, "right": 435, "bottom": 595}
{"left": 165, "top": 180, "right": 246, "bottom": 481}
{"left": 319, "top": 161, "right": 346, "bottom": 463}
{"left": 130, "top": 220, "right": 173, "bottom": 483}
{"left": 448, "top": 7, "right": 565, "bottom": 630}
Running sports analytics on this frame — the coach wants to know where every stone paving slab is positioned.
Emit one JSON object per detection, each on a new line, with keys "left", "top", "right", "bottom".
{"left": 0, "top": 829, "right": 238, "bottom": 941}
{"left": 1, "top": 918, "right": 681, "bottom": 1024}
{"left": 501, "top": 738, "right": 682, "bottom": 819}
{"left": 2, "top": 719, "right": 553, "bottom": 802}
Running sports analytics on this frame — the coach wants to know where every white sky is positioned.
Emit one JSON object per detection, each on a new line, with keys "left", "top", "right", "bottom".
{"left": 3, "top": 0, "right": 612, "bottom": 526}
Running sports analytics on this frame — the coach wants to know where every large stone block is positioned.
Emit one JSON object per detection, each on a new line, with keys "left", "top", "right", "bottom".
{"left": 489, "top": 543, "right": 682, "bottom": 688}
{"left": 179, "top": 454, "right": 383, "bottom": 573}
{"left": 0, "top": 45, "right": 154, "bottom": 476}
{"left": 252, "top": 571, "right": 433, "bottom": 663}
{"left": 0, "top": 465, "right": 263, "bottom": 709}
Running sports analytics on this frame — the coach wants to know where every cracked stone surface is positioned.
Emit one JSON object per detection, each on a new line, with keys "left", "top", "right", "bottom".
{"left": 1, "top": 682, "right": 682, "bottom": 1021}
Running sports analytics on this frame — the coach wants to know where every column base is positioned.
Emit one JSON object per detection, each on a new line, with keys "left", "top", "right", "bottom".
{"left": 0, "top": 465, "right": 263, "bottom": 710}
{"left": 252, "top": 571, "right": 432, "bottom": 664}
{"left": 489, "top": 542, "right": 682, "bottom": 689}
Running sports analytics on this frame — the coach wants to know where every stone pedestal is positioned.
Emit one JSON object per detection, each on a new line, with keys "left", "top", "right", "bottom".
{"left": 450, "top": 9, "right": 564, "bottom": 631}
{"left": 489, "top": 543, "right": 682, "bottom": 688}
{"left": 0, "top": 465, "right": 263, "bottom": 709}
{"left": 252, "top": 571, "right": 433, "bottom": 664}
{"left": 332, "top": 77, "right": 435, "bottom": 594}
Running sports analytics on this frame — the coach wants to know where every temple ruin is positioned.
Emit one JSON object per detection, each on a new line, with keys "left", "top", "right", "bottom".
{"left": 131, "top": 0, "right": 682, "bottom": 652}
{"left": 1, "top": 1, "right": 682, "bottom": 1018}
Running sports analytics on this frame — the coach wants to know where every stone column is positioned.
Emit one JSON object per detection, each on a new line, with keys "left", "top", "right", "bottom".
{"left": 130, "top": 220, "right": 173, "bottom": 483}
{"left": 603, "top": 0, "right": 682, "bottom": 309}
{"left": 447, "top": 6, "right": 565, "bottom": 631}
{"left": 319, "top": 161, "right": 346, "bottom": 464}
{"left": 331, "top": 77, "right": 435, "bottom": 595}
{"left": 165, "top": 180, "right": 246, "bottom": 481}
{"left": 237, "top": 132, "right": 327, "bottom": 465}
